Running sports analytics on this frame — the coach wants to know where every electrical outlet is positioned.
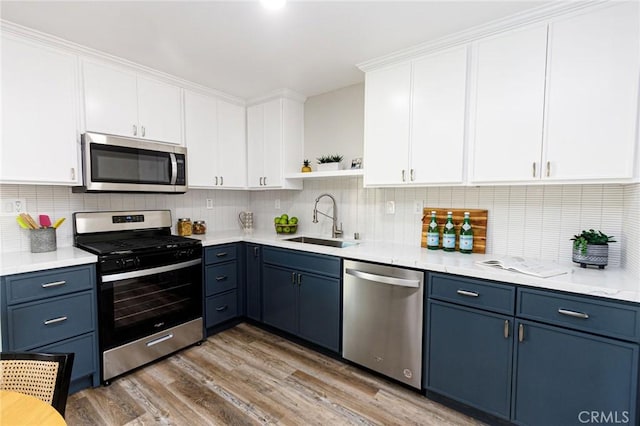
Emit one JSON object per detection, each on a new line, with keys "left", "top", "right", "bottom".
{"left": 206, "top": 199, "right": 213, "bottom": 209}
{"left": 275, "top": 199, "right": 281, "bottom": 209}
{"left": 385, "top": 201, "right": 395, "bottom": 215}
{"left": 2, "top": 199, "right": 26, "bottom": 214}
{"left": 414, "top": 200, "right": 423, "bottom": 215}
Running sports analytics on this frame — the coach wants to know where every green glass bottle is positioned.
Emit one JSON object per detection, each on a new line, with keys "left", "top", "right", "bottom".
{"left": 442, "top": 211, "right": 456, "bottom": 252}
{"left": 459, "top": 212, "right": 473, "bottom": 254}
{"left": 427, "top": 211, "right": 439, "bottom": 250}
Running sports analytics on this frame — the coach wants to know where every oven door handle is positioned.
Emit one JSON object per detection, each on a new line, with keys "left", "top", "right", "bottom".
{"left": 101, "top": 259, "right": 201, "bottom": 283}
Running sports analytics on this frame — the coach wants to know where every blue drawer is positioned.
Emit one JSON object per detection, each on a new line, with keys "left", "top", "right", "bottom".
{"left": 206, "top": 291, "right": 238, "bottom": 328}
{"left": 517, "top": 288, "right": 640, "bottom": 342}
{"left": 37, "top": 332, "right": 97, "bottom": 383}
{"left": 4, "top": 265, "right": 95, "bottom": 305}
{"left": 7, "top": 292, "right": 95, "bottom": 350}
{"left": 205, "top": 262, "right": 237, "bottom": 296}
{"left": 263, "top": 247, "right": 341, "bottom": 278}
{"left": 429, "top": 273, "right": 515, "bottom": 315}
{"left": 205, "top": 244, "right": 237, "bottom": 265}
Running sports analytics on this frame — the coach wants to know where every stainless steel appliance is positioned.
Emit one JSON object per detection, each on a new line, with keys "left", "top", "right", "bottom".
{"left": 73, "top": 132, "right": 187, "bottom": 193}
{"left": 74, "top": 210, "right": 202, "bottom": 384}
{"left": 342, "top": 260, "right": 424, "bottom": 389}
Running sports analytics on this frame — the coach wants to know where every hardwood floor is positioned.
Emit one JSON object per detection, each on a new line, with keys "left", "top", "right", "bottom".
{"left": 66, "top": 324, "right": 483, "bottom": 425}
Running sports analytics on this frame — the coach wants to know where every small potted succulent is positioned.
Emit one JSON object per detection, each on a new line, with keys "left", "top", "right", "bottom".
{"left": 316, "top": 154, "right": 344, "bottom": 172}
{"left": 571, "top": 229, "right": 616, "bottom": 269}
{"left": 301, "top": 159, "right": 312, "bottom": 173}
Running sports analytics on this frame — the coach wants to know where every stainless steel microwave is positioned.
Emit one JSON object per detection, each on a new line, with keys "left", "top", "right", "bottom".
{"left": 73, "top": 132, "right": 187, "bottom": 193}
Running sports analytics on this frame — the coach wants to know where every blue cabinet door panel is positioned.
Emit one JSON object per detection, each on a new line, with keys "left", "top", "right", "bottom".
{"left": 205, "top": 244, "right": 237, "bottom": 265}
{"left": 246, "top": 244, "right": 262, "bottom": 321}
{"left": 37, "top": 332, "right": 98, "bottom": 384}
{"left": 298, "top": 273, "right": 340, "bottom": 352}
{"left": 263, "top": 247, "right": 340, "bottom": 278}
{"left": 429, "top": 273, "right": 515, "bottom": 315}
{"left": 205, "top": 291, "right": 238, "bottom": 328}
{"left": 262, "top": 265, "right": 297, "bottom": 335}
{"left": 5, "top": 265, "right": 94, "bottom": 305}
{"left": 427, "top": 300, "right": 513, "bottom": 419}
{"left": 512, "top": 320, "right": 638, "bottom": 426}
{"left": 205, "top": 263, "right": 237, "bottom": 296}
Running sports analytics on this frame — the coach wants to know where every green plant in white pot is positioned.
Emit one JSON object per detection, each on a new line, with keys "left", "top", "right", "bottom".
{"left": 316, "top": 154, "right": 343, "bottom": 172}
{"left": 571, "top": 229, "right": 616, "bottom": 269}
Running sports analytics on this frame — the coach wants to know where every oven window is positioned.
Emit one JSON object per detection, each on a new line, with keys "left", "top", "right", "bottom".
{"left": 99, "top": 263, "right": 202, "bottom": 349}
{"left": 90, "top": 143, "right": 172, "bottom": 184}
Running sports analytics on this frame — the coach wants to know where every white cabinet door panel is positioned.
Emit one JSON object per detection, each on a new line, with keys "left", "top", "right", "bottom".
{"left": 1, "top": 35, "right": 79, "bottom": 184}
{"left": 262, "top": 99, "right": 283, "bottom": 188}
{"left": 218, "top": 100, "right": 247, "bottom": 188}
{"left": 247, "top": 104, "right": 265, "bottom": 187}
{"left": 411, "top": 47, "right": 467, "bottom": 184}
{"left": 363, "top": 64, "right": 411, "bottom": 186}
{"left": 137, "top": 76, "right": 182, "bottom": 144}
{"left": 543, "top": 2, "right": 639, "bottom": 180}
{"left": 470, "top": 25, "right": 548, "bottom": 183}
{"left": 83, "top": 61, "right": 138, "bottom": 138}
{"left": 184, "top": 90, "right": 217, "bottom": 188}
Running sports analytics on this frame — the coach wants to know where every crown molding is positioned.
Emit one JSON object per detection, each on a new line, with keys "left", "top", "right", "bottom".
{"left": 357, "top": 1, "right": 609, "bottom": 72}
{"left": 1, "top": 19, "right": 246, "bottom": 106}
{"left": 246, "top": 88, "right": 308, "bottom": 106}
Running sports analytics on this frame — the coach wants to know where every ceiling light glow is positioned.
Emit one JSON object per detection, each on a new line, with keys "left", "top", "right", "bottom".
{"left": 261, "top": 0, "right": 286, "bottom": 11}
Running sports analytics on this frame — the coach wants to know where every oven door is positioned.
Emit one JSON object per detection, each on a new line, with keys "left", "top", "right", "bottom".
{"left": 99, "top": 258, "right": 202, "bottom": 350}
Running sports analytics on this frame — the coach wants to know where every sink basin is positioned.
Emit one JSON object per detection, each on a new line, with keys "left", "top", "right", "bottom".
{"left": 284, "top": 236, "right": 358, "bottom": 248}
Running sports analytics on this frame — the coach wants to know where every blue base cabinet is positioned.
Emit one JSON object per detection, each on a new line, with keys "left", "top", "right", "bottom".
{"left": 262, "top": 247, "right": 341, "bottom": 353}
{"left": 245, "top": 243, "right": 262, "bottom": 321}
{"left": 1, "top": 264, "right": 100, "bottom": 393}
{"left": 204, "top": 244, "right": 241, "bottom": 332}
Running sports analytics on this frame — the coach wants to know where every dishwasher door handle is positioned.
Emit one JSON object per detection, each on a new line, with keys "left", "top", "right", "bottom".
{"left": 345, "top": 268, "right": 420, "bottom": 288}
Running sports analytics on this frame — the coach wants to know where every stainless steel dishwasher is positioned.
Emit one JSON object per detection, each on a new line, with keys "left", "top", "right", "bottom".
{"left": 342, "top": 260, "right": 424, "bottom": 389}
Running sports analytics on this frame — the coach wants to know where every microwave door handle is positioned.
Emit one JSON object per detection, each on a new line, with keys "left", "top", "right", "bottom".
{"left": 170, "top": 153, "right": 178, "bottom": 185}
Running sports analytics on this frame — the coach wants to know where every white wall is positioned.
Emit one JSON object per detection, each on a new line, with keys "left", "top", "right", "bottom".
{"left": 304, "top": 83, "right": 364, "bottom": 168}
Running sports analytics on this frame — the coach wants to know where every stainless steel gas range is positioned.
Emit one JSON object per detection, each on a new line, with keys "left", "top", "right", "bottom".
{"left": 73, "top": 210, "right": 203, "bottom": 384}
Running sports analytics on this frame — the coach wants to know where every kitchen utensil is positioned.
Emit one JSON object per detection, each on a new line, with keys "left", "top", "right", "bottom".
{"left": 16, "top": 216, "right": 30, "bottom": 229}
{"left": 20, "top": 213, "right": 39, "bottom": 229}
{"left": 238, "top": 211, "right": 254, "bottom": 233}
{"left": 39, "top": 214, "right": 51, "bottom": 228}
{"left": 52, "top": 217, "right": 66, "bottom": 229}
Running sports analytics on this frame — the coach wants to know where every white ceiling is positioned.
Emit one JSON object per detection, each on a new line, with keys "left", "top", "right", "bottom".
{"left": 1, "top": 0, "right": 549, "bottom": 100}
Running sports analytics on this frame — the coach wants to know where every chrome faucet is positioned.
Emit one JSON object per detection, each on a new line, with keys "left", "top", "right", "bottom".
{"left": 313, "top": 193, "right": 343, "bottom": 238}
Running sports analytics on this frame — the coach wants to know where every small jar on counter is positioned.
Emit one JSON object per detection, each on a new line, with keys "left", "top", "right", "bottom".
{"left": 177, "top": 218, "right": 192, "bottom": 236}
{"left": 192, "top": 220, "right": 207, "bottom": 235}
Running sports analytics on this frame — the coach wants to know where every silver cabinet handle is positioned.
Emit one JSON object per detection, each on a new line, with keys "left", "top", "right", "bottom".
{"left": 216, "top": 252, "right": 228, "bottom": 258}
{"left": 141, "top": 126, "right": 146, "bottom": 137}
{"left": 70, "top": 168, "right": 76, "bottom": 180}
{"left": 263, "top": 176, "right": 267, "bottom": 186}
{"left": 456, "top": 289, "right": 479, "bottom": 297}
{"left": 41, "top": 280, "right": 66, "bottom": 288}
{"left": 558, "top": 308, "right": 589, "bottom": 319}
{"left": 146, "top": 333, "right": 173, "bottom": 347}
{"left": 291, "top": 272, "right": 296, "bottom": 284}
{"left": 220, "top": 176, "right": 224, "bottom": 185}
{"left": 44, "top": 316, "right": 67, "bottom": 325}
{"left": 253, "top": 246, "right": 259, "bottom": 257}
{"left": 504, "top": 320, "right": 510, "bottom": 339}
{"left": 402, "top": 169, "right": 406, "bottom": 182}
{"left": 297, "top": 273, "right": 302, "bottom": 286}
{"left": 215, "top": 276, "right": 227, "bottom": 281}
{"left": 532, "top": 162, "right": 536, "bottom": 177}
{"left": 345, "top": 268, "right": 420, "bottom": 288}
{"left": 518, "top": 324, "right": 524, "bottom": 342}
{"left": 546, "top": 161, "right": 551, "bottom": 177}
{"left": 259, "top": 177, "right": 263, "bottom": 186}
{"left": 215, "top": 176, "right": 218, "bottom": 185}
{"left": 410, "top": 169, "right": 415, "bottom": 181}
{"left": 133, "top": 124, "right": 137, "bottom": 136}
{"left": 215, "top": 305, "right": 229, "bottom": 312}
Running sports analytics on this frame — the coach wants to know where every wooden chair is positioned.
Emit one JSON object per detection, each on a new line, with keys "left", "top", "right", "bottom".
{"left": 0, "top": 352, "right": 74, "bottom": 417}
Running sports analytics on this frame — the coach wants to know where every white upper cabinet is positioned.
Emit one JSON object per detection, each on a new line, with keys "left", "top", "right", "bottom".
{"left": 543, "top": 2, "right": 639, "bottom": 181}
{"left": 1, "top": 34, "right": 80, "bottom": 185}
{"left": 469, "top": 25, "right": 548, "bottom": 183}
{"left": 247, "top": 97, "right": 303, "bottom": 190}
{"left": 83, "top": 60, "right": 183, "bottom": 145}
{"left": 184, "top": 91, "right": 246, "bottom": 189}
{"left": 364, "top": 47, "right": 468, "bottom": 187}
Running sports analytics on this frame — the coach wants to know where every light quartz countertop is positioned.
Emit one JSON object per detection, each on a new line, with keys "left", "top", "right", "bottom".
{"left": 1, "top": 231, "right": 638, "bottom": 304}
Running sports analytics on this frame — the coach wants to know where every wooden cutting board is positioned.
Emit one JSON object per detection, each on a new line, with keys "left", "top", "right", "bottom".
{"left": 421, "top": 208, "right": 488, "bottom": 253}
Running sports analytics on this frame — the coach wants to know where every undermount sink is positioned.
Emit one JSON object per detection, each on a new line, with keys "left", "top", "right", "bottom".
{"left": 284, "top": 236, "right": 358, "bottom": 248}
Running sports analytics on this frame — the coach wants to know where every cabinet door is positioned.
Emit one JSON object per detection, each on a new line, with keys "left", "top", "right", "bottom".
{"left": 363, "top": 64, "right": 411, "bottom": 186}
{"left": 217, "top": 100, "right": 247, "bottom": 188}
{"left": 262, "top": 99, "right": 283, "bottom": 188}
{"left": 83, "top": 60, "right": 138, "bottom": 138}
{"left": 470, "top": 26, "right": 548, "bottom": 183}
{"left": 137, "top": 76, "right": 182, "bottom": 144}
{"left": 543, "top": 2, "right": 639, "bottom": 181}
{"left": 262, "top": 265, "right": 297, "bottom": 335}
{"left": 184, "top": 90, "right": 218, "bottom": 187}
{"left": 245, "top": 244, "right": 262, "bottom": 321}
{"left": 411, "top": 47, "right": 467, "bottom": 184}
{"left": 427, "top": 301, "right": 513, "bottom": 419}
{"left": 298, "top": 273, "right": 340, "bottom": 352}
{"left": 247, "top": 104, "right": 265, "bottom": 187}
{"left": 1, "top": 35, "right": 80, "bottom": 184}
{"left": 513, "top": 320, "right": 638, "bottom": 425}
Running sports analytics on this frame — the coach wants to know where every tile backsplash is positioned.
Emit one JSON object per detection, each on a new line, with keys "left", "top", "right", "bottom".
{"left": 1, "top": 182, "right": 638, "bottom": 277}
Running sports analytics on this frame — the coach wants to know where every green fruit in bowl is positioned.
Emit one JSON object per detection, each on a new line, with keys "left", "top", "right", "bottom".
{"left": 280, "top": 214, "right": 289, "bottom": 222}
{"left": 283, "top": 226, "right": 291, "bottom": 233}
{"left": 276, "top": 226, "right": 283, "bottom": 233}
{"left": 289, "top": 217, "right": 298, "bottom": 224}
{"left": 274, "top": 216, "right": 281, "bottom": 224}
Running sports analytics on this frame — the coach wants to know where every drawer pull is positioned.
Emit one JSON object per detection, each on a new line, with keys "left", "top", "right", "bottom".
{"left": 518, "top": 324, "right": 524, "bottom": 342}
{"left": 297, "top": 273, "right": 302, "bottom": 286}
{"left": 41, "top": 280, "right": 66, "bottom": 288}
{"left": 216, "top": 252, "right": 228, "bottom": 258}
{"left": 216, "top": 305, "right": 229, "bottom": 312}
{"left": 457, "top": 289, "right": 479, "bottom": 298}
{"left": 44, "top": 316, "right": 68, "bottom": 325}
{"left": 558, "top": 308, "right": 589, "bottom": 319}
{"left": 292, "top": 272, "right": 296, "bottom": 285}
{"left": 504, "top": 320, "right": 510, "bottom": 339}
{"left": 146, "top": 333, "right": 173, "bottom": 347}
{"left": 216, "top": 276, "right": 228, "bottom": 281}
